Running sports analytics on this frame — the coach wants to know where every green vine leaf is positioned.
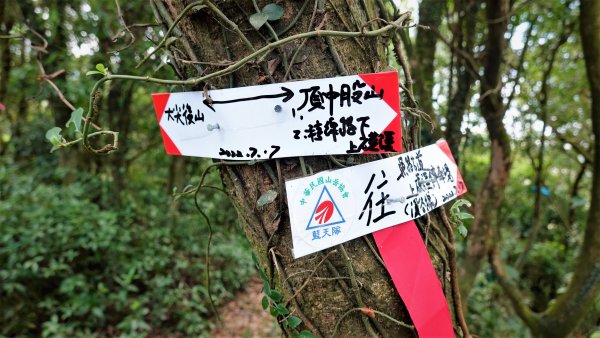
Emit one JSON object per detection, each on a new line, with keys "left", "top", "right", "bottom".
{"left": 249, "top": 12, "right": 269, "bottom": 30}
{"left": 287, "top": 315, "right": 302, "bottom": 329}
{"left": 263, "top": 3, "right": 284, "bottom": 21}
{"left": 450, "top": 199, "right": 473, "bottom": 238}
{"left": 85, "top": 70, "right": 103, "bottom": 76}
{"left": 261, "top": 295, "right": 269, "bottom": 310}
{"left": 96, "top": 63, "right": 106, "bottom": 73}
{"left": 165, "top": 36, "right": 179, "bottom": 47}
{"left": 45, "top": 127, "right": 63, "bottom": 146}
{"left": 269, "top": 289, "right": 283, "bottom": 302}
{"left": 300, "top": 330, "right": 316, "bottom": 338}
{"left": 65, "top": 108, "right": 84, "bottom": 133}
{"left": 275, "top": 303, "right": 289, "bottom": 315}
{"left": 457, "top": 224, "right": 468, "bottom": 238}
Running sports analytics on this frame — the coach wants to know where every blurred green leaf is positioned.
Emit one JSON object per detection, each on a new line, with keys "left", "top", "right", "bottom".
{"left": 65, "top": 108, "right": 84, "bottom": 133}
{"left": 287, "top": 315, "right": 302, "bottom": 329}
{"left": 249, "top": 12, "right": 269, "bottom": 29}
{"left": 458, "top": 224, "right": 468, "bottom": 238}
{"left": 263, "top": 3, "right": 284, "bottom": 21}
{"left": 45, "top": 127, "right": 62, "bottom": 146}
{"left": 270, "top": 290, "right": 283, "bottom": 302}
{"left": 276, "top": 303, "right": 289, "bottom": 315}
{"left": 85, "top": 70, "right": 103, "bottom": 76}
{"left": 261, "top": 295, "right": 269, "bottom": 310}
{"left": 300, "top": 330, "right": 316, "bottom": 338}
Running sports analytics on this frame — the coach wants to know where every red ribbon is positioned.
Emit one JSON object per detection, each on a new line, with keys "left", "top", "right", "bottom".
{"left": 373, "top": 220, "right": 455, "bottom": 337}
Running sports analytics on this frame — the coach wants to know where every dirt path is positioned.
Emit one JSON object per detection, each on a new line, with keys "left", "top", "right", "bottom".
{"left": 210, "top": 277, "right": 282, "bottom": 338}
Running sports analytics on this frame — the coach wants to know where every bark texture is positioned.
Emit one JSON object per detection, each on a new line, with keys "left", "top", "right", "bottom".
{"left": 161, "top": 0, "right": 465, "bottom": 336}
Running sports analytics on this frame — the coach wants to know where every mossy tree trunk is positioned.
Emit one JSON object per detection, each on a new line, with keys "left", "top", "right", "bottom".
{"left": 159, "top": 1, "right": 467, "bottom": 336}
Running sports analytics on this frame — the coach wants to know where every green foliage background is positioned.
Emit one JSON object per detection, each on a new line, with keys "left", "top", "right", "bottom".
{"left": 0, "top": 156, "right": 255, "bottom": 337}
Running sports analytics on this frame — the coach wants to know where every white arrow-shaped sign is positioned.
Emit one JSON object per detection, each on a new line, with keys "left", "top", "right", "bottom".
{"left": 151, "top": 71, "right": 401, "bottom": 160}
{"left": 285, "top": 140, "right": 467, "bottom": 258}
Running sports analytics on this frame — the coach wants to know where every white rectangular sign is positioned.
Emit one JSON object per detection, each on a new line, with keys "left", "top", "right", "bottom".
{"left": 151, "top": 72, "right": 401, "bottom": 160}
{"left": 285, "top": 140, "right": 467, "bottom": 258}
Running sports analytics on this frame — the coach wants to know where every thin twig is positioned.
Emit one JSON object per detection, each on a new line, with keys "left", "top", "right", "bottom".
{"left": 111, "top": 0, "right": 136, "bottom": 53}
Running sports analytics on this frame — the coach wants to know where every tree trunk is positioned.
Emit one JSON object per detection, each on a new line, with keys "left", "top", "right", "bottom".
{"left": 0, "top": 0, "right": 13, "bottom": 156}
{"left": 107, "top": 82, "right": 135, "bottom": 207}
{"left": 160, "top": 1, "right": 466, "bottom": 336}
{"left": 459, "top": 0, "right": 511, "bottom": 298}
{"left": 444, "top": 0, "right": 478, "bottom": 164}
{"left": 412, "top": 0, "right": 444, "bottom": 144}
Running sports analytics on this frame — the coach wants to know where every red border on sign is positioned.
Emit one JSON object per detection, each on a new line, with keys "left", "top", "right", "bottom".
{"left": 152, "top": 93, "right": 182, "bottom": 155}
{"left": 436, "top": 139, "right": 467, "bottom": 195}
{"left": 358, "top": 71, "right": 402, "bottom": 154}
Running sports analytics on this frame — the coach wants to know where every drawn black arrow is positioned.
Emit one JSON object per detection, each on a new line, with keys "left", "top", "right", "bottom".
{"left": 203, "top": 86, "right": 294, "bottom": 111}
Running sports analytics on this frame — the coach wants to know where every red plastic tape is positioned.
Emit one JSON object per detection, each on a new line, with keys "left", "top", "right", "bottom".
{"left": 373, "top": 220, "right": 455, "bottom": 337}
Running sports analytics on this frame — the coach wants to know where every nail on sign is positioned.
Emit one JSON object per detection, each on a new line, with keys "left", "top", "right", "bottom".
{"left": 285, "top": 140, "right": 467, "bottom": 258}
{"left": 151, "top": 71, "right": 401, "bottom": 160}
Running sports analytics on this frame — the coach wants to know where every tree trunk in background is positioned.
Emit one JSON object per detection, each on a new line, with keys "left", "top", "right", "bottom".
{"left": 412, "top": 0, "right": 444, "bottom": 144}
{"left": 459, "top": 0, "right": 511, "bottom": 298}
{"left": 167, "top": 156, "right": 187, "bottom": 198}
{"left": 531, "top": 0, "right": 600, "bottom": 332}
{"left": 489, "top": 3, "right": 600, "bottom": 335}
{"left": 444, "top": 0, "right": 478, "bottom": 164}
{"left": 0, "top": 0, "right": 14, "bottom": 156}
{"left": 107, "top": 82, "right": 135, "bottom": 207}
{"left": 161, "top": 0, "right": 465, "bottom": 336}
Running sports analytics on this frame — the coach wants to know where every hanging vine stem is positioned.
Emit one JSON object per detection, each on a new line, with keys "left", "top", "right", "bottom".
{"left": 272, "top": 0, "right": 311, "bottom": 38}
{"left": 438, "top": 210, "right": 471, "bottom": 338}
{"left": 283, "top": 0, "right": 320, "bottom": 81}
{"left": 269, "top": 248, "right": 324, "bottom": 338}
{"left": 329, "top": 307, "right": 414, "bottom": 338}
{"left": 81, "top": 12, "right": 412, "bottom": 154}
{"left": 337, "top": 244, "right": 380, "bottom": 337}
{"left": 191, "top": 160, "right": 260, "bottom": 326}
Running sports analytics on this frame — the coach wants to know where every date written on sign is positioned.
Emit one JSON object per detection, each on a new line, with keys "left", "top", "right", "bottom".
{"left": 151, "top": 71, "right": 401, "bottom": 160}
{"left": 285, "top": 140, "right": 467, "bottom": 258}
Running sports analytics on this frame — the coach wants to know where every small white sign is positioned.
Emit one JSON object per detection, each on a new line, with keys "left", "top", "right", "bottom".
{"left": 285, "top": 140, "right": 467, "bottom": 258}
{"left": 151, "top": 72, "right": 401, "bottom": 159}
